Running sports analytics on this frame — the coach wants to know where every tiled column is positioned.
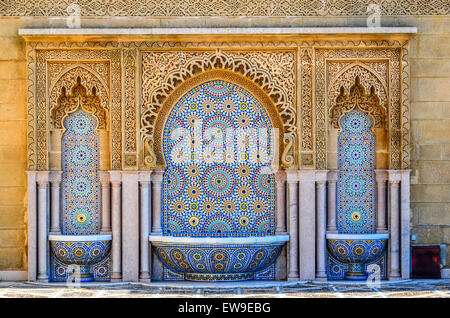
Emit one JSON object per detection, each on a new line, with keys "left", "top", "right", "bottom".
{"left": 99, "top": 171, "right": 111, "bottom": 234}
{"left": 388, "top": 171, "right": 401, "bottom": 280}
{"left": 139, "top": 172, "right": 152, "bottom": 282}
{"left": 375, "top": 170, "right": 388, "bottom": 233}
{"left": 26, "top": 171, "right": 37, "bottom": 281}
{"left": 110, "top": 171, "right": 122, "bottom": 281}
{"left": 286, "top": 171, "right": 299, "bottom": 281}
{"left": 151, "top": 171, "right": 164, "bottom": 234}
{"left": 315, "top": 171, "right": 328, "bottom": 281}
{"left": 298, "top": 170, "right": 316, "bottom": 281}
{"left": 36, "top": 172, "right": 50, "bottom": 281}
{"left": 326, "top": 170, "right": 338, "bottom": 233}
{"left": 49, "top": 171, "right": 62, "bottom": 234}
{"left": 400, "top": 170, "right": 411, "bottom": 279}
{"left": 275, "top": 170, "right": 287, "bottom": 234}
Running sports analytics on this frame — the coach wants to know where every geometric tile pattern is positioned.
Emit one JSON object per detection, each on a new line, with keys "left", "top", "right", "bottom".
{"left": 61, "top": 108, "right": 101, "bottom": 235}
{"left": 327, "top": 250, "right": 387, "bottom": 281}
{"left": 50, "top": 252, "right": 111, "bottom": 283}
{"left": 337, "top": 110, "right": 376, "bottom": 234}
{"left": 162, "top": 80, "right": 275, "bottom": 237}
{"left": 163, "top": 264, "right": 275, "bottom": 281}
{"left": 155, "top": 242, "right": 282, "bottom": 281}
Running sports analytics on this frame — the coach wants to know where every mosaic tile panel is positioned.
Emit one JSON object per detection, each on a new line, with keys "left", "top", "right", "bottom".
{"left": 61, "top": 109, "right": 101, "bottom": 235}
{"left": 157, "top": 243, "right": 281, "bottom": 281}
{"left": 50, "top": 252, "right": 111, "bottom": 282}
{"left": 337, "top": 110, "right": 376, "bottom": 234}
{"left": 327, "top": 251, "right": 387, "bottom": 281}
{"left": 162, "top": 80, "right": 276, "bottom": 237}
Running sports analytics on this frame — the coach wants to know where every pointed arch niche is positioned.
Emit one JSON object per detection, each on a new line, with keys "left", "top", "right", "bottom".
{"left": 327, "top": 74, "right": 388, "bottom": 169}
{"left": 48, "top": 67, "right": 110, "bottom": 171}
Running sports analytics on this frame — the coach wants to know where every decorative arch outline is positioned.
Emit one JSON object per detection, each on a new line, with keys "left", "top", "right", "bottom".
{"left": 148, "top": 69, "right": 285, "bottom": 169}
{"left": 49, "top": 65, "right": 109, "bottom": 130}
{"left": 141, "top": 50, "right": 296, "bottom": 169}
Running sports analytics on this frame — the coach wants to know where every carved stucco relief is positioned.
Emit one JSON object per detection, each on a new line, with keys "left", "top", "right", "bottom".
{"left": 2, "top": 0, "right": 448, "bottom": 16}
{"left": 140, "top": 49, "right": 298, "bottom": 170}
{"left": 25, "top": 40, "right": 410, "bottom": 172}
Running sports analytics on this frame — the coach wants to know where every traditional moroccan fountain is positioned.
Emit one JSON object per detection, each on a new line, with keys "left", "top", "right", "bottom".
{"left": 149, "top": 79, "right": 289, "bottom": 281}
{"left": 48, "top": 104, "right": 111, "bottom": 282}
{"left": 326, "top": 108, "right": 389, "bottom": 280}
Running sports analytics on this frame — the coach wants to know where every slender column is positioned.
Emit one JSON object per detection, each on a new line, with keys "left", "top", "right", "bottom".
{"left": 298, "top": 170, "right": 316, "bottom": 281}
{"left": 286, "top": 171, "right": 299, "bottom": 281}
{"left": 375, "top": 170, "right": 388, "bottom": 233}
{"left": 36, "top": 172, "right": 50, "bottom": 281}
{"left": 139, "top": 172, "right": 152, "bottom": 282}
{"left": 315, "top": 171, "right": 328, "bottom": 281}
{"left": 49, "top": 171, "right": 62, "bottom": 234}
{"left": 26, "top": 171, "right": 37, "bottom": 281}
{"left": 151, "top": 171, "right": 164, "bottom": 234}
{"left": 99, "top": 171, "right": 111, "bottom": 234}
{"left": 110, "top": 171, "right": 122, "bottom": 281}
{"left": 400, "top": 170, "right": 411, "bottom": 279}
{"left": 275, "top": 170, "right": 287, "bottom": 234}
{"left": 326, "top": 170, "right": 338, "bottom": 233}
{"left": 388, "top": 171, "right": 401, "bottom": 280}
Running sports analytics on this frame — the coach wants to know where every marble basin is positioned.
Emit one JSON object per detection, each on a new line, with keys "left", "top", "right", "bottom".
{"left": 326, "top": 233, "right": 389, "bottom": 281}
{"left": 49, "top": 234, "right": 112, "bottom": 282}
{"left": 149, "top": 235, "right": 289, "bottom": 281}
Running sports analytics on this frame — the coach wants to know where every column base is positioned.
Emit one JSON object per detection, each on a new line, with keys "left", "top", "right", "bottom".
{"left": 111, "top": 272, "right": 122, "bottom": 282}
{"left": 139, "top": 271, "right": 151, "bottom": 282}
{"left": 287, "top": 275, "right": 299, "bottom": 281}
{"left": 388, "top": 275, "right": 402, "bottom": 281}
{"left": 315, "top": 273, "right": 327, "bottom": 281}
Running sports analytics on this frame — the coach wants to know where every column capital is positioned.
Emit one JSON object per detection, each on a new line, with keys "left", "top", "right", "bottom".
{"left": 49, "top": 170, "right": 62, "bottom": 184}
{"left": 388, "top": 170, "right": 402, "bottom": 183}
{"left": 285, "top": 170, "right": 299, "bottom": 183}
{"left": 151, "top": 170, "right": 164, "bottom": 183}
{"left": 139, "top": 171, "right": 152, "bottom": 183}
{"left": 327, "top": 169, "right": 338, "bottom": 182}
{"left": 375, "top": 169, "right": 388, "bottom": 182}
{"left": 315, "top": 170, "right": 328, "bottom": 184}
{"left": 98, "top": 170, "right": 111, "bottom": 184}
{"left": 109, "top": 171, "right": 122, "bottom": 184}
{"left": 36, "top": 171, "right": 50, "bottom": 186}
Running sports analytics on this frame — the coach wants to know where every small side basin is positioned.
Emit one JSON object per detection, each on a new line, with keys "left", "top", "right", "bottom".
{"left": 326, "top": 233, "right": 389, "bottom": 280}
{"left": 48, "top": 234, "right": 112, "bottom": 282}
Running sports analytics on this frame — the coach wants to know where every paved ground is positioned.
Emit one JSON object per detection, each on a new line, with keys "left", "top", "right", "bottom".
{"left": 0, "top": 279, "right": 449, "bottom": 298}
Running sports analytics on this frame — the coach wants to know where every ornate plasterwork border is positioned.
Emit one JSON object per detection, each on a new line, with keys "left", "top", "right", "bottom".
{"left": 140, "top": 49, "right": 298, "bottom": 170}
{"left": 25, "top": 39, "right": 411, "bottom": 172}
{"left": 123, "top": 49, "right": 138, "bottom": 169}
{"left": 28, "top": 48, "right": 122, "bottom": 170}
{"left": 2, "top": 0, "right": 449, "bottom": 16}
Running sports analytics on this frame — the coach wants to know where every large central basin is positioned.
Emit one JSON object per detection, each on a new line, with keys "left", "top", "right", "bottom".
{"left": 149, "top": 235, "right": 289, "bottom": 281}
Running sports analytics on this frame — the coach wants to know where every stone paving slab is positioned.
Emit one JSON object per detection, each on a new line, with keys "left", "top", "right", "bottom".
{"left": 0, "top": 279, "right": 449, "bottom": 298}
